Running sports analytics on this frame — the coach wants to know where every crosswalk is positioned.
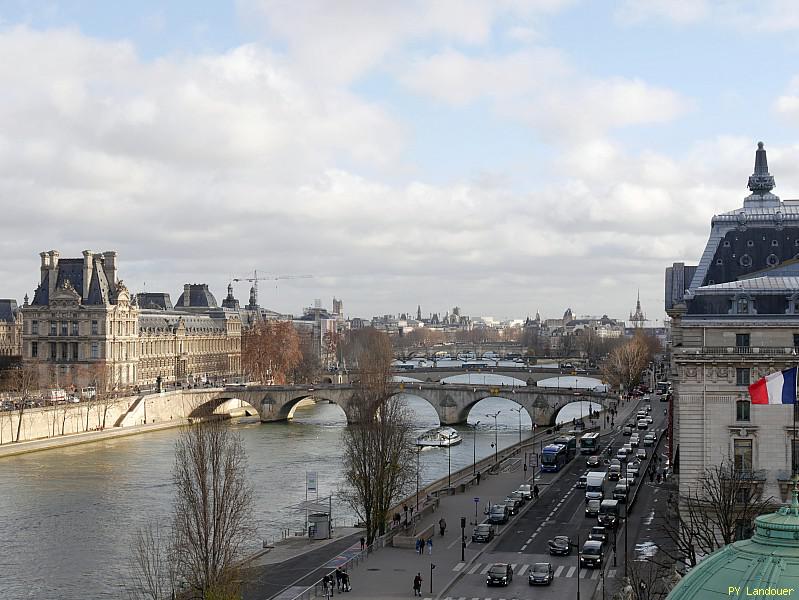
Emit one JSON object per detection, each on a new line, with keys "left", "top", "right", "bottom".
{"left": 451, "top": 561, "right": 616, "bottom": 580}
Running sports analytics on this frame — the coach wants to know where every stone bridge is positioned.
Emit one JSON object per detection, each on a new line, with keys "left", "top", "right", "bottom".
{"left": 197, "top": 382, "right": 613, "bottom": 427}
{"left": 392, "top": 366, "right": 601, "bottom": 384}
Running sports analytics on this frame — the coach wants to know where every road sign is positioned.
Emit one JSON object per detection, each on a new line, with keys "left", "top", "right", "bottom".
{"left": 528, "top": 453, "right": 538, "bottom": 467}
{"left": 473, "top": 497, "right": 480, "bottom": 503}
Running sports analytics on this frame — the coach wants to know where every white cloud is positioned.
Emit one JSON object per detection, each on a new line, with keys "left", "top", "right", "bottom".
{"left": 400, "top": 49, "right": 689, "bottom": 139}
{"left": 615, "top": 0, "right": 710, "bottom": 25}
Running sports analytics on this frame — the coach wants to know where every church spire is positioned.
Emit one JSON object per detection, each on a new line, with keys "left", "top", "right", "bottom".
{"left": 747, "top": 141, "right": 776, "bottom": 195}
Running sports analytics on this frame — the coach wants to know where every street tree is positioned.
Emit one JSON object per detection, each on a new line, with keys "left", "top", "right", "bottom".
{"left": 340, "top": 328, "right": 416, "bottom": 544}
{"left": 600, "top": 337, "right": 650, "bottom": 392}
{"left": 291, "top": 338, "right": 322, "bottom": 384}
{"left": 127, "top": 523, "right": 174, "bottom": 600}
{"left": 3, "top": 363, "right": 38, "bottom": 442}
{"left": 655, "top": 461, "right": 773, "bottom": 569}
{"left": 242, "top": 320, "right": 302, "bottom": 384}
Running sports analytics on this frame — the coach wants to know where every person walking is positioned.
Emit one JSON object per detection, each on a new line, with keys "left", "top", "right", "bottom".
{"left": 533, "top": 484, "right": 539, "bottom": 500}
{"left": 335, "top": 567, "right": 343, "bottom": 591}
{"left": 426, "top": 537, "right": 433, "bottom": 555}
{"left": 360, "top": 536, "right": 366, "bottom": 551}
{"left": 438, "top": 517, "right": 447, "bottom": 536}
{"left": 413, "top": 573, "right": 422, "bottom": 596}
{"left": 341, "top": 570, "right": 351, "bottom": 592}
{"left": 415, "top": 538, "right": 422, "bottom": 554}
{"left": 476, "top": 471, "right": 481, "bottom": 485}
{"left": 403, "top": 503, "right": 408, "bottom": 525}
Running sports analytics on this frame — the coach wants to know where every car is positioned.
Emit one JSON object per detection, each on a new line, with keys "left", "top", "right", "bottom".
{"left": 616, "top": 449, "right": 628, "bottom": 462}
{"left": 585, "top": 499, "right": 601, "bottom": 517}
{"left": 517, "top": 484, "right": 533, "bottom": 501}
{"left": 629, "top": 436, "right": 639, "bottom": 448}
{"left": 588, "top": 526, "right": 608, "bottom": 543}
{"left": 488, "top": 504, "right": 509, "bottom": 524}
{"left": 504, "top": 499, "right": 519, "bottom": 516}
{"left": 636, "top": 448, "right": 647, "bottom": 460}
{"left": 586, "top": 455, "right": 601, "bottom": 468}
{"left": 548, "top": 535, "right": 572, "bottom": 555}
{"left": 645, "top": 415, "right": 653, "bottom": 424}
{"left": 509, "top": 490, "right": 527, "bottom": 506}
{"left": 637, "top": 420, "right": 648, "bottom": 430}
{"left": 529, "top": 562, "right": 554, "bottom": 586}
{"left": 622, "top": 425, "right": 633, "bottom": 436}
{"left": 577, "top": 473, "right": 588, "bottom": 488}
{"left": 643, "top": 434, "right": 656, "bottom": 447}
{"left": 622, "top": 444, "right": 633, "bottom": 455}
{"left": 580, "top": 540, "right": 604, "bottom": 568}
{"left": 645, "top": 404, "right": 652, "bottom": 413}
{"left": 486, "top": 563, "right": 513, "bottom": 586}
{"left": 637, "top": 411, "right": 647, "bottom": 419}
{"left": 472, "top": 523, "right": 495, "bottom": 543}
{"left": 613, "top": 482, "right": 629, "bottom": 502}
{"left": 608, "top": 462, "right": 621, "bottom": 481}
{"left": 626, "top": 463, "right": 639, "bottom": 479}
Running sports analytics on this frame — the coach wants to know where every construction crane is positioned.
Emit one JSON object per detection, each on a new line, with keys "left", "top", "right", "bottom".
{"left": 232, "top": 270, "right": 313, "bottom": 306}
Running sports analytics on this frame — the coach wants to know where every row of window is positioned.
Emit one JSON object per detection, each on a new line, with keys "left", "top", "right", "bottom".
{"left": 31, "top": 341, "right": 101, "bottom": 360}
{"left": 733, "top": 438, "right": 799, "bottom": 475}
{"left": 29, "top": 319, "right": 138, "bottom": 336}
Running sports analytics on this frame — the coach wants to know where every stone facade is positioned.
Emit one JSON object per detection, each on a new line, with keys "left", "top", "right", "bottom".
{"left": 666, "top": 143, "right": 799, "bottom": 506}
{"left": 21, "top": 251, "right": 241, "bottom": 390}
{"left": 0, "top": 299, "right": 22, "bottom": 358}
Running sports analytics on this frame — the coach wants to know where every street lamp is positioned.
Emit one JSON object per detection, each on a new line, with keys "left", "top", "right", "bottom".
{"left": 444, "top": 431, "right": 458, "bottom": 490}
{"left": 510, "top": 406, "right": 523, "bottom": 446}
{"left": 471, "top": 421, "right": 481, "bottom": 476}
{"left": 486, "top": 411, "right": 501, "bottom": 464}
{"left": 416, "top": 446, "right": 421, "bottom": 513}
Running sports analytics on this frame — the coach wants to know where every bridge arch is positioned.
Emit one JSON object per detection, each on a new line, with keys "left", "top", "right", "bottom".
{"left": 189, "top": 396, "right": 260, "bottom": 419}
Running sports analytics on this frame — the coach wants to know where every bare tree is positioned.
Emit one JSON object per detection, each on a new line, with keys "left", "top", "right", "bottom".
{"left": 613, "top": 560, "right": 676, "bottom": 600}
{"left": 242, "top": 321, "right": 302, "bottom": 384}
{"left": 89, "top": 362, "right": 115, "bottom": 430}
{"left": 4, "top": 363, "right": 38, "bottom": 442}
{"left": 340, "top": 328, "right": 416, "bottom": 544}
{"left": 127, "top": 523, "right": 174, "bottom": 600}
{"left": 655, "top": 461, "right": 773, "bottom": 569}
{"left": 291, "top": 338, "right": 322, "bottom": 384}
{"left": 601, "top": 337, "right": 650, "bottom": 392}
{"left": 172, "top": 421, "right": 254, "bottom": 598}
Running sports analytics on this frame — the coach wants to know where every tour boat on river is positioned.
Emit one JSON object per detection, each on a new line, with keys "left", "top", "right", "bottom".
{"left": 416, "top": 426, "right": 463, "bottom": 447}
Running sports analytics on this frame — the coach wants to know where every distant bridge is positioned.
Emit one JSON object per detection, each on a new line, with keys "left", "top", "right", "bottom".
{"left": 197, "top": 382, "right": 613, "bottom": 427}
{"left": 391, "top": 365, "right": 602, "bottom": 384}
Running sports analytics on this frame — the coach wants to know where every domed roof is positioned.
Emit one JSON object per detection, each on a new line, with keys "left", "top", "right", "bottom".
{"left": 668, "top": 481, "right": 799, "bottom": 599}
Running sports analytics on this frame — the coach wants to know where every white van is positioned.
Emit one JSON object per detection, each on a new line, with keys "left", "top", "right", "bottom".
{"left": 44, "top": 389, "right": 67, "bottom": 403}
{"left": 80, "top": 387, "right": 96, "bottom": 399}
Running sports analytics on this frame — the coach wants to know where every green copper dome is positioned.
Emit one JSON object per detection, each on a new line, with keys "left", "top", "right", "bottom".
{"left": 667, "top": 485, "right": 799, "bottom": 599}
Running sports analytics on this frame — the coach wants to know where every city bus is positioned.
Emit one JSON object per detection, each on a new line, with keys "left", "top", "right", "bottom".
{"left": 656, "top": 381, "right": 670, "bottom": 395}
{"left": 553, "top": 435, "right": 577, "bottom": 461}
{"left": 541, "top": 444, "right": 569, "bottom": 472}
{"left": 579, "top": 432, "right": 601, "bottom": 455}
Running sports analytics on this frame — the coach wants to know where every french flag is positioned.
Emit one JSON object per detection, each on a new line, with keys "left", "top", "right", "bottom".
{"left": 748, "top": 367, "right": 797, "bottom": 405}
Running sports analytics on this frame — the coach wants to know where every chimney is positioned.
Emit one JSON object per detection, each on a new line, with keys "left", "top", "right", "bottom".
{"left": 40, "top": 251, "right": 48, "bottom": 284}
{"left": 184, "top": 284, "right": 191, "bottom": 307}
{"left": 82, "top": 250, "right": 93, "bottom": 300}
{"left": 47, "top": 250, "right": 59, "bottom": 301}
{"left": 102, "top": 251, "right": 118, "bottom": 287}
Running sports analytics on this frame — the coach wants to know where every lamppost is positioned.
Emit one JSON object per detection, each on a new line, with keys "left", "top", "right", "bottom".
{"left": 486, "top": 411, "right": 501, "bottom": 464}
{"left": 510, "top": 406, "right": 523, "bottom": 446}
{"left": 471, "top": 420, "right": 480, "bottom": 475}
{"left": 575, "top": 532, "right": 581, "bottom": 600}
{"left": 444, "top": 431, "right": 458, "bottom": 490}
{"left": 416, "top": 446, "right": 421, "bottom": 513}
{"left": 624, "top": 503, "right": 629, "bottom": 579}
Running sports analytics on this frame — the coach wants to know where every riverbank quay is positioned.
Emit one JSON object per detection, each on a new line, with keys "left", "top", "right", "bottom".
{"left": 264, "top": 394, "right": 642, "bottom": 600}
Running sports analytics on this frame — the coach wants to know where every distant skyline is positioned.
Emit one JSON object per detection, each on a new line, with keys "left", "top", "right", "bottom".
{"left": 3, "top": 2, "right": 799, "bottom": 320}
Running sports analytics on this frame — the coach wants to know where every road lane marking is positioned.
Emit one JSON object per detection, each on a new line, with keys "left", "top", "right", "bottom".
{"left": 554, "top": 565, "right": 564, "bottom": 577}
{"left": 580, "top": 569, "right": 588, "bottom": 578}
{"left": 592, "top": 570, "right": 599, "bottom": 580}
{"left": 467, "top": 563, "right": 481, "bottom": 575}
{"left": 566, "top": 566, "right": 576, "bottom": 578}
{"left": 480, "top": 564, "right": 492, "bottom": 574}
{"left": 453, "top": 562, "right": 465, "bottom": 571}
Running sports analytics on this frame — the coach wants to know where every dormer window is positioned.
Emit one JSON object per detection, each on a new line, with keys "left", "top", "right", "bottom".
{"left": 716, "top": 259, "right": 723, "bottom": 265}
{"left": 747, "top": 240, "right": 754, "bottom": 247}
{"left": 737, "top": 298, "right": 749, "bottom": 313}
{"left": 772, "top": 240, "right": 779, "bottom": 247}
{"left": 786, "top": 292, "right": 799, "bottom": 315}
{"left": 731, "top": 293, "right": 756, "bottom": 315}
{"left": 723, "top": 240, "right": 731, "bottom": 248}
{"left": 740, "top": 254, "right": 752, "bottom": 267}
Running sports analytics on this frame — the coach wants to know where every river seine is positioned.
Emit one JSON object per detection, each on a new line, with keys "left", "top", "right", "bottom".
{"left": 0, "top": 393, "right": 597, "bottom": 599}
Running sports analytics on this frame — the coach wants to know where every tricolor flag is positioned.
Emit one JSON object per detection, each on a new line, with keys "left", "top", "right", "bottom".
{"left": 748, "top": 367, "right": 797, "bottom": 405}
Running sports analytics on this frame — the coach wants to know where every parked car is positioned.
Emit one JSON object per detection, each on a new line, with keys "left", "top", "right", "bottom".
{"left": 486, "top": 563, "right": 513, "bottom": 586}
{"left": 588, "top": 526, "right": 608, "bottom": 543}
{"left": 504, "top": 498, "right": 519, "bottom": 516}
{"left": 509, "top": 490, "right": 527, "bottom": 506}
{"left": 471, "top": 523, "right": 495, "bottom": 543}
{"left": 585, "top": 499, "right": 601, "bottom": 517}
{"left": 528, "top": 562, "right": 554, "bottom": 585}
{"left": 517, "top": 484, "right": 533, "bottom": 500}
{"left": 629, "top": 436, "right": 640, "bottom": 448}
{"left": 548, "top": 535, "right": 572, "bottom": 556}
{"left": 489, "top": 504, "right": 509, "bottom": 524}
{"left": 613, "top": 482, "right": 629, "bottom": 503}
{"left": 580, "top": 540, "right": 604, "bottom": 568}
{"left": 645, "top": 415, "right": 653, "bottom": 424}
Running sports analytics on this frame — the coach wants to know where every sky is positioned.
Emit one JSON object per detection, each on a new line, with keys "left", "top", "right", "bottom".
{"left": 3, "top": 1, "right": 799, "bottom": 323}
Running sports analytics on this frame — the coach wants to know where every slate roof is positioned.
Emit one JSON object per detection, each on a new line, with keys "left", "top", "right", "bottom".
{"left": 176, "top": 284, "right": 218, "bottom": 308}
{"left": 693, "top": 276, "right": 799, "bottom": 294}
{"left": 136, "top": 293, "right": 174, "bottom": 311}
{"left": 0, "top": 299, "right": 19, "bottom": 322}
{"left": 138, "top": 310, "right": 227, "bottom": 333}
{"left": 30, "top": 256, "right": 113, "bottom": 306}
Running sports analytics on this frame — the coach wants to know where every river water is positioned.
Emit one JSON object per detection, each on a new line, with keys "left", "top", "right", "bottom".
{"left": 0, "top": 393, "right": 599, "bottom": 599}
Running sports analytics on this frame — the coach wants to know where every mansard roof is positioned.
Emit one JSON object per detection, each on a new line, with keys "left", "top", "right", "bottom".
{"left": 136, "top": 293, "right": 174, "bottom": 311}
{"left": 176, "top": 284, "right": 218, "bottom": 308}
{"left": 0, "top": 299, "right": 19, "bottom": 322}
{"left": 693, "top": 276, "right": 799, "bottom": 295}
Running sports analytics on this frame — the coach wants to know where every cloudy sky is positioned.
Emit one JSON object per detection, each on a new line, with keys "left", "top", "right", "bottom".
{"left": 2, "top": 1, "right": 799, "bottom": 322}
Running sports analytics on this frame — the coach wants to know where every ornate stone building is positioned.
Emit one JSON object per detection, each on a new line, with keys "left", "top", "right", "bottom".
{"left": 0, "top": 299, "right": 22, "bottom": 359}
{"left": 666, "top": 143, "right": 799, "bottom": 508}
{"left": 21, "top": 251, "right": 241, "bottom": 390}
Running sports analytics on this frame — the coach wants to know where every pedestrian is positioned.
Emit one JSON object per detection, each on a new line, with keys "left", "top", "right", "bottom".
{"left": 409, "top": 505, "right": 414, "bottom": 520}
{"left": 335, "top": 567, "right": 343, "bottom": 591}
{"left": 415, "top": 538, "right": 422, "bottom": 554}
{"left": 342, "top": 570, "right": 351, "bottom": 592}
{"left": 656, "top": 471, "right": 662, "bottom": 484}
{"left": 476, "top": 471, "right": 481, "bottom": 485}
{"left": 427, "top": 537, "right": 433, "bottom": 555}
{"left": 649, "top": 469, "right": 655, "bottom": 483}
{"left": 533, "top": 484, "right": 539, "bottom": 500}
{"left": 403, "top": 503, "right": 408, "bottom": 525}
{"left": 413, "top": 573, "right": 422, "bottom": 596}
{"left": 439, "top": 517, "right": 447, "bottom": 536}
{"left": 322, "top": 574, "right": 331, "bottom": 595}
{"left": 360, "top": 536, "right": 366, "bottom": 551}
